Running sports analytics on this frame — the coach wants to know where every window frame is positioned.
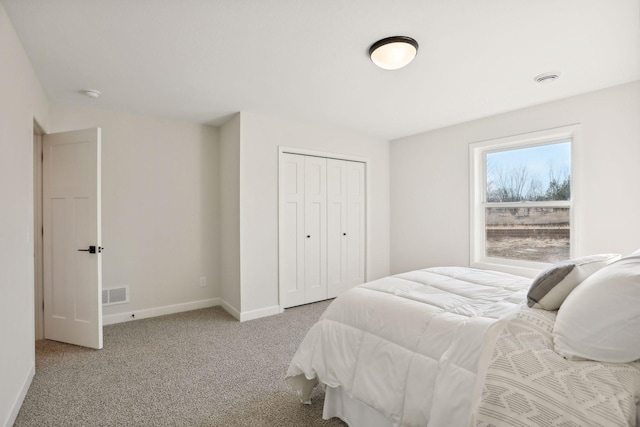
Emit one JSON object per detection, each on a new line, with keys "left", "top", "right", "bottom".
{"left": 469, "top": 125, "right": 579, "bottom": 278}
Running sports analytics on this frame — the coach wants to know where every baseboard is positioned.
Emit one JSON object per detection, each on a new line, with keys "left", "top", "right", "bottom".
{"left": 217, "top": 299, "right": 280, "bottom": 322}
{"left": 102, "top": 298, "right": 282, "bottom": 325}
{"left": 102, "top": 298, "right": 221, "bottom": 325}
{"left": 239, "top": 305, "right": 281, "bottom": 322}
{"left": 3, "top": 363, "right": 34, "bottom": 427}
{"left": 218, "top": 299, "right": 241, "bottom": 321}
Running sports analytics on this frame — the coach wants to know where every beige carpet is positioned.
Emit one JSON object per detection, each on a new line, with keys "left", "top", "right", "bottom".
{"left": 15, "top": 301, "right": 346, "bottom": 427}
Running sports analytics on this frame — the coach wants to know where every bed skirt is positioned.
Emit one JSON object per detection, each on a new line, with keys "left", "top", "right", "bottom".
{"left": 323, "top": 386, "right": 393, "bottom": 427}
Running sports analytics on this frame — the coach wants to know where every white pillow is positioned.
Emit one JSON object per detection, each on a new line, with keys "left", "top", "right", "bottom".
{"left": 526, "top": 253, "right": 621, "bottom": 310}
{"left": 552, "top": 254, "right": 640, "bottom": 363}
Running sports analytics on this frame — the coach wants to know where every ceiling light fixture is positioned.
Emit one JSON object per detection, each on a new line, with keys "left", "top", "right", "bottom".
{"left": 534, "top": 72, "right": 561, "bottom": 84}
{"left": 82, "top": 89, "right": 101, "bottom": 98}
{"left": 369, "top": 36, "right": 418, "bottom": 70}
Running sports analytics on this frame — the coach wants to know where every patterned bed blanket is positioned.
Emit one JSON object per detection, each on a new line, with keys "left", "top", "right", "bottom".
{"left": 470, "top": 306, "right": 640, "bottom": 427}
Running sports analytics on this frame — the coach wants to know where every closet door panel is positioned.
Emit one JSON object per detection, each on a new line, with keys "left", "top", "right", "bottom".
{"left": 346, "top": 161, "right": 366, "bottom": 287}
{"left": 304, "top": 156, "right": 327, "bottom": 303}
{"left": 280, "top": 154, "right": 305, "bottom": 308}
{"left": 327, "top": 159, "right": 348, "bottom": 298}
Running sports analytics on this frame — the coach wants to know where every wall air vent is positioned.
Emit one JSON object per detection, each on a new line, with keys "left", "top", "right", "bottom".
{"left": 102, "top": 287, "right": 129, "bottom": 306}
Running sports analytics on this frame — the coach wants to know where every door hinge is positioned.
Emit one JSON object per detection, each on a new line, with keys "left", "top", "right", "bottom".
{"left": 42, "top": 300, "right": 44, "bottom": 311}
{"left": 41, "top": 152, "right": 43, "bottom": 162}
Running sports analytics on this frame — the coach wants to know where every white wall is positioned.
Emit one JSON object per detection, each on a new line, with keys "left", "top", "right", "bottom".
{"left": 48, "top": 103, "right": 220, "bottom": 321}
{"left": 219, "top": 114, "right": 241, "bottom": 315}
{"left": 238, "top": 111, "right": 390, "bottom": 315}
{"left": 0, "top": 3, "right": 49, "bottom": 426}
{"left": 390, "top": 81, "right": 640, "bottom": 274}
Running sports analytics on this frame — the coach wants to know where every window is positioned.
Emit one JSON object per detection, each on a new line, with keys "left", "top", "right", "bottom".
{"left": 470, "top": 125, "right": 578, "bottom": 276}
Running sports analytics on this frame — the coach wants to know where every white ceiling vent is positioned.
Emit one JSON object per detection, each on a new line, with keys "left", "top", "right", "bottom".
{"left": 534, "top": 72, "right": 561, "bottom": 84}
{"left": 103, "top": 287, "right": 129, "bottom": 306}
{"left": 81, "top": 89, "right": 101, "bottom": 98}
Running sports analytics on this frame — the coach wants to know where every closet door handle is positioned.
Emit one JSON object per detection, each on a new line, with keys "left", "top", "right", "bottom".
{"left": 343, "top": 233, "right": 347, "bottom": 236}
{"left": 306, "top": 235, "right": 311, "bottom": 238}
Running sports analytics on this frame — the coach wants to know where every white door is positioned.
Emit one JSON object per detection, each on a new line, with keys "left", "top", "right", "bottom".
{"left": 280, "top": 153, "right": 306, "bottom": 308}
{"left": 279, "top": 152, "right": 364, "bottom": 309}
{"left": 346, "top": 161, "right": 365, "bottom": 287}
{"left": 327, "top": 159, "right": 347, "bottom": 298}
{"left": 303, "top": 156, "right": 327, "bottom": 303}
{"left": 43, "top": 128, "right": 103, "bottom": 349}
{"left": 327, "top": 160, "right": 366, "bottom": 297}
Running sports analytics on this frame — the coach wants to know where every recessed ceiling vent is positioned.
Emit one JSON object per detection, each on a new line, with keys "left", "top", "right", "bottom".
{"left": 534, "top": 72, "right": 561, "bottom": 84}
{"left": 81, "top": 89, "right": 101, "bottom": 98}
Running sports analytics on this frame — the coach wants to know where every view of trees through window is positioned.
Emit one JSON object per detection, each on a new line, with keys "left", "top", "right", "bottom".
{"left": 484, "top": 141, "right": 571, "bottom": 263}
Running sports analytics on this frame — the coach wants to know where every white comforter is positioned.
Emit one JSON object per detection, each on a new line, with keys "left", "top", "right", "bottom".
{"left": 286, "top": 266, "right": 531, "bottom": 427}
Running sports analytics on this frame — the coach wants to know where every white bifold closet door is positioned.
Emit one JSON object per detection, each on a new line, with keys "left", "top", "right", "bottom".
{"left": 281, "top": 153, "right": 365, "bottom": 309}
{"left": 326, "top": 159, "right": 365, "bottom": 298}
{"left": 303, "top": 155, "right": 328, "bottom": 304}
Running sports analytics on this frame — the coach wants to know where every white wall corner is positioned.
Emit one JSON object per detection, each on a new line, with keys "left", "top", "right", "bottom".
{"left": 218, "top": 298, "right": 241, "bottom": 321}
{"left": 3, "top": 363, "right": 34, "bottom": 427}
{"left": 102, "top": 298, "right": 221, "bottom": 325}
{"left": 239, "top": 305, "right": 281, "bottom": 322}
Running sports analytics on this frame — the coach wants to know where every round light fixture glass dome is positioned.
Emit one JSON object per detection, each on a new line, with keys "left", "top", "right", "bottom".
{"left": 369, "top": 36, "right": 419, "bottom": 70}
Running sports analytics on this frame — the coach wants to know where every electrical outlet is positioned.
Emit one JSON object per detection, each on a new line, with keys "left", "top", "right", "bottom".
{"left": 199, "top": 276, "right": 207, "bottom": 287}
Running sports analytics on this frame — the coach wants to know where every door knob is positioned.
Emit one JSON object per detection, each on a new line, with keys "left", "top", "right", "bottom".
{"left": 306, "top": 235, "right": 310, "bottom": 238}
{"left": 343, "top": 233, "right": 347, "bottom": 236}
{"left": 77, "top": 246, "right": 103, "bottom": 254}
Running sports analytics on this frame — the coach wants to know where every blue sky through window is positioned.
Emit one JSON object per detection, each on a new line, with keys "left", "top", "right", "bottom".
{"left": 486, "top": 141, "right": 571, "bottom": 191}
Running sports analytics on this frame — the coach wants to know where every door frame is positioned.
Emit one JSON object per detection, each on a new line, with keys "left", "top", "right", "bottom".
{"left": 33, "top": 121, "right": 44, "bottom": 340}
{"left": 277, "top": 146, "right": 369, "bottom": 312}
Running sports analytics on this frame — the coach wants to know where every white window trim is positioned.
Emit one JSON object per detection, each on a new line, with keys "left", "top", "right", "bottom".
{"left": 469, "top": 124, "right": 580, "bottom": 278}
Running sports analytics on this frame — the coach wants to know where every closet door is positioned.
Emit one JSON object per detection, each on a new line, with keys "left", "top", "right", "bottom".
{"left": 303, "top": 156, "right": 327, "bottom": 303}
{"left": 280, "top": 154, "right": 306, "bottom": 308}
{"left": 346, "top": 161, "right": 366, "bottom": 287}
{"left": 327, "top": 159, "right": 347, "bottom": 298}
{"left": 279, "top": 152, "right": 364, "bottom": 308}
{"left": 327, "top": 159, "right": 365, "bottom": 297}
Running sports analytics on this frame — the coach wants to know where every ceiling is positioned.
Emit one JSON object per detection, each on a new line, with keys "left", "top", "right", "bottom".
{"left": 3, "top": 0, "right": 639, "bottom": 140}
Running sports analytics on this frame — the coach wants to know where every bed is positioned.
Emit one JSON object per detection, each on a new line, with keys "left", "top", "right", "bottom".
{"left": 286, "top": 260, "right": 640, "bottom": 427}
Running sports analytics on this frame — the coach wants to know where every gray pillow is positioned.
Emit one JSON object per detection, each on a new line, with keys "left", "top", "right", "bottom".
{"left": 527, "top": 253, "right": 621, "bottom": 310}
